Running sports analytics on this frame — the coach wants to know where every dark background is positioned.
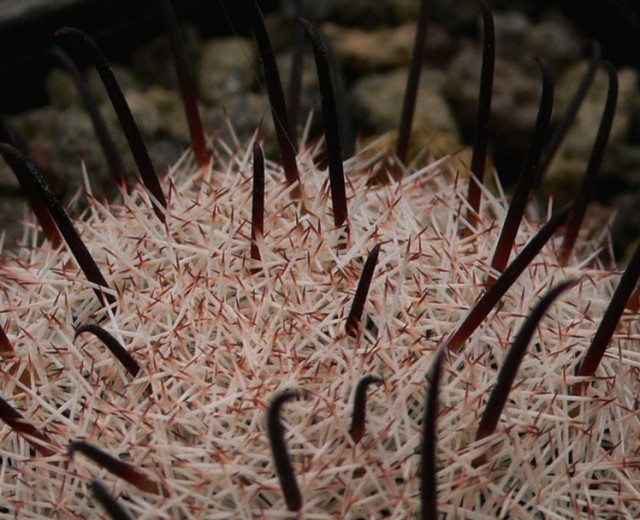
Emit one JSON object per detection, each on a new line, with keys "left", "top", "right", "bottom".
{"left": 0, "top": 0, "right": 638, "bottom": 115}
{"left": 0, "top": 0, "right": 279, "bottom": 114}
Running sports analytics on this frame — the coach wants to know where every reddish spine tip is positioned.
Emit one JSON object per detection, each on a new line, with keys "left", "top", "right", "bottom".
{"left": 627, "top": 286, "right": 640, "bottom": 313}
{"left": 0, "top": 323, "right": 14, "bottom": 356}
{"left": 349, "top": 375, "right": 383, "bottom": 443}
{"left": 267, "top": 390, "right": 303, "bottom": 512}
{"left": 56, "top": 26, "right": 167, "bottom": 223}
{"left": 345, "top": 244, "right": 382, "bottom": 336}
{"left": 421, "top": 348, "right": 445, "bottom": 520}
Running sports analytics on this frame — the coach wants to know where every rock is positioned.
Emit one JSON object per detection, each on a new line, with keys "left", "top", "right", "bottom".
{"left": 129, "top": 22, "right": 203, "bottom": 90}
{"left": 543, "top": 61, "right": 640, "bottom": 199}
{"left": 51, "top": 106, "right": 106, "bottom": 189}
{"left": 387, "top": 0, "right": 421, "bottom": 22}
{"left": 351, "top": 67, "right": 460, "bottom": 155}
{"left": 526, "top": 10, "right": 582, "bottom": 70}
{"left": 145, "top": 86, "right": 190, "bottom": 144}
{"left": 104, "top": 89, "right": 162, "bottom": 139}
{"left": 147, "top": 138, "right": 188, "bottom": 176}
{"left": 197, "top": 37, "right": 257, "bottom": 105}
{"left": 606, "top": 144, "right": 640, "bottom": 191}
{"left": 264, "top": 12, "right": 296, "bottom": 53}
{"left": 0, "top": 195, "right": 30, "bottom": 248}
{"left": 323, "top": 22, "right": 418, "bottom": 72}
{"left": 445, "top": 44, "right": 541, "bottom": 165}
{"left": 492, "top": 9, "right": 582, "bottom": 69}
{"left": 45, "top": 61, "right": 141, "bottom": 114}
{"left": 0, "top": 0, "right": 84, "bottom": 28}
{"left": 280, "top": 0, "right": 442, "bottom": 27}
{"left": 203, "top": 93, "right": 270, "bottom": 151}
{"left": 45, "top": 68, "right": 81, "bottom": 109}
{"left": 280, "top": 0, "right": 394, "bottom": 28}
{"left": 493, "top": 10, "right": 532, "bottom": 63}
{"left": 556, "top": 63, "right": 637, "bottom": 157}
{"left": 3, "top": 107, "right": 59, "bottom": 192}
{"left": 86, "top": 64, "right": 140, "bottom": 106}
{"left": 275, "top": 50, "right": 321, "bottom": 134}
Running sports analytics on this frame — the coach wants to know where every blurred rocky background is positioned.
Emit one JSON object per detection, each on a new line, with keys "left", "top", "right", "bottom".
{"left": 0, "top": 0, "right": 639, "bottom": 255}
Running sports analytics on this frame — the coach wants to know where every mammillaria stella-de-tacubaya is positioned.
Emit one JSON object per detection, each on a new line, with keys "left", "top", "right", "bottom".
{"left": 1, "top": 1, "right": 639, "bottom": 518}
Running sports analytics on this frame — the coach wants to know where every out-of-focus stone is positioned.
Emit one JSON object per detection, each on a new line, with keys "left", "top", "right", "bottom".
{"left": 543, "top": 62, "right": 640, "bottom": 201}
{"left": 197, "top": 37, "right": 257, "bottom": 105}
{"left": 445, "top": 44, "right": 541, "bottom": 163}
{"left": 323, "top": 23, "right": 416, "bottom": 72}
{"left": 129, "top": 22, "right": 203, "bottom": 89}
{"left": 351, "top": 67, "right": 461, "bottom": 156}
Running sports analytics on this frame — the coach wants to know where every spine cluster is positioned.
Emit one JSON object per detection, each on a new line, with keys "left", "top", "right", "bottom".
{"left": 0, "top": 1, "right": 638, "bottom": 518}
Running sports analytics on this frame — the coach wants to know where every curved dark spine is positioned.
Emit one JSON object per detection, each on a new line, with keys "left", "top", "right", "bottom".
{"left": 287, "top": 0, "right": 306, "bottom": 148}
{"left": 90, "top": 481, "right": 134, "bottom": 520}
{"left": 0, "top": 395, "right": 55, "bottom": 456}
{"left": 0, "top": 144, "right": 116, "bottom": 309}
{"left": 298, "top": 18, "right": 348, "bottom": 230}
{"left": 0, "top": 115, "right": 33, "bottom": 160}
{"left": 396, "top": 0, "right": 430, "bottom": 166}
{"left": 575, "top": 238, "right": 640, "bottom": 387}
{"left": 535, "top": 41, "right": 602, "bottom": 187}
{"left": 465, "top": 0, "right": 495, "bottom": 220}
{"left": 51, "top": 48, "right": 125, "bottom": 186}
{"left": 560, "top": 61, "right": 618, "bottom": 265}
{"left": 321, "top": 27, "right": 355, "bottom": 159}
{"left": 251, "top": 142, "right": 265, "bottom": 264}
{"left": 267, "top": 390, "right": 303, "bottom": 511}
{"left": 421, "top": 348, "right": 445, "bottom": 520}
{"left": 0, "top": 115, "right": 55, "bottom": 187}
{"left": 345, "top": 244, "right": 381, "bottom": 335}
{"left": 56, "top": 27, "right": 167, "bottom": 223}
{"left": 0, "top": 117, "right": 62, "bottom": 247}
{"left": 69, "top": 441, "right": 164, "bottom": 495}
{"left": 476, "top": 280, "right": 576, "bottom": 444}
{"left": 489, "top": 58, "right": 554, "bottom": 278}
{"left": 159, "top": 0, "right": 211, "bottom": 167}
{"left": 249, "top": 0, "right": 301, "bottom": 192}
{"left": 447, "top": 203, "right": 571, "bottom": 353}
{"left": 349, "top": 375, "right": 383, "bottom": 442}
{"left": 75, "top": 324, "right": 140, "bottom": 377}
